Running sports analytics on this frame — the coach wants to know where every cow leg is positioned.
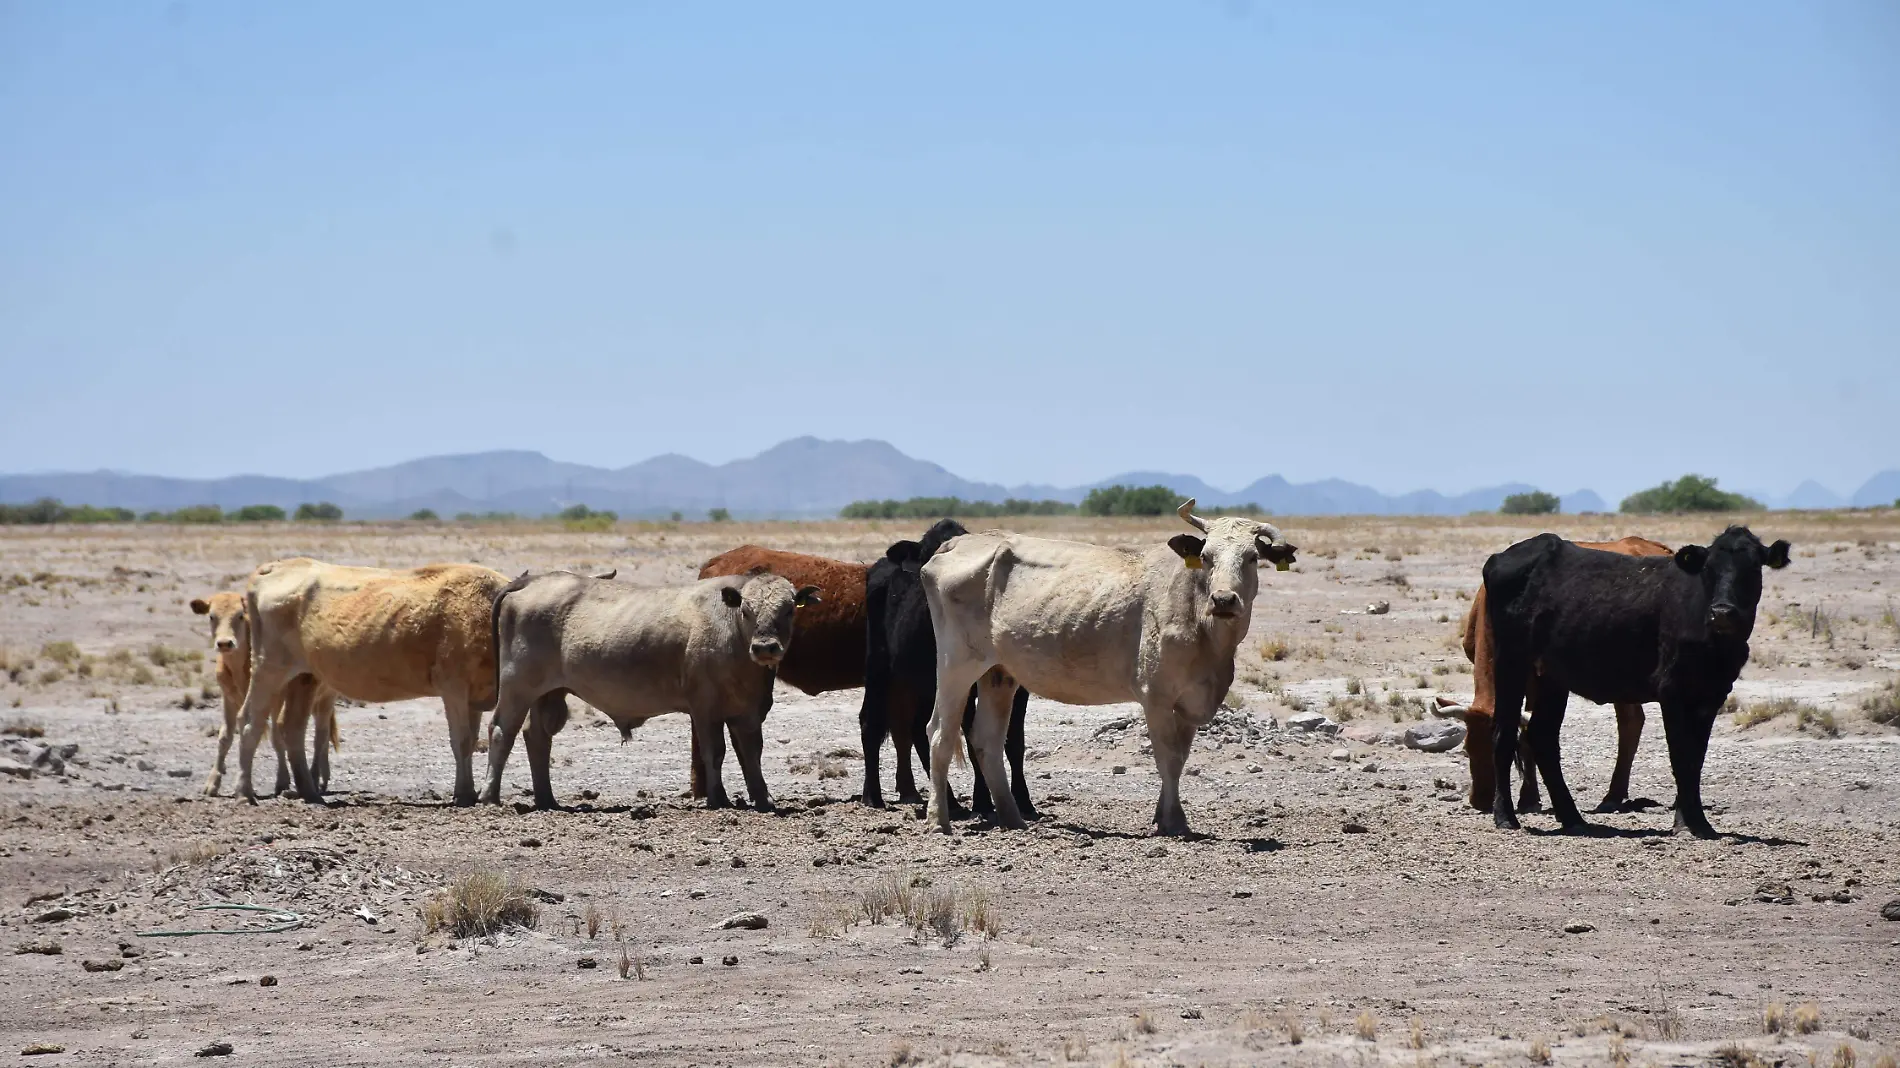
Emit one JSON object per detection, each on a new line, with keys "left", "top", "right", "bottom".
{"left": 1489, "top": 661, "right": 1530, "bottom": 831}
{"left": 1661, "top": 702, "right": 1718, "bottom": 839}
{"left": 1514, "top": 703, "right": 1542, "bottom": 813}
{"left": 966, "top": 685, "right": 995, "bottom": 816}
{"left": 1146, "top": 705, "right": 1195, "bottom": 837}
{"left": 311, "top": 692, "right": 336, "bottom": 795}
{"left": 728, "top": 715, "right": 774, "bottom": 813}
{"left": 1525, "top": 685, "right": 1589, "bottom": 832}
{"left": 688, "top": 718, "right": 708, "bottom": 800}
{"left": 481, "top": 682, "right": 535, "bottom": 805}
{"left": 928, "top": 660, "right": 987, "bottom": 833}
{"left": 969, "top": 670, "right": 1025, "bottom": 830}
{"left": 1006, "top": 685, "right": 1036, "bottom": 820}
{"left": 269, "top": 702, "right": 294, "bottom": 797}
{"left": 204, "top": 676, "right": 242, "bottom": 797}
{"left": 858, "top": 668, "right": 891, "bottom": 809}
{"left": 522, "top": 692, "right": 569, "bottom": 810}
{"left": 695, "top": 714, "right": 733, "bottom": 809}
{"left": 280, "top": 678, "right": 322, "bottom": 803}
{"left": 235, "top": 663, "right": 295, "bottom": 804}
{"left": 442, "top": 688, "right": 481, "bottom": 807}
{"left": 1462, "top": 710, "right": 1495, "bottom": 812}
{"left": 1596, "top": 703, "right": 1647, "bottom": 812}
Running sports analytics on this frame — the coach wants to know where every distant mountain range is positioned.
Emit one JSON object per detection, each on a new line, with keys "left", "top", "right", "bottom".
{"left": 2, "top": 437, "right": 1893, "bottom": 519}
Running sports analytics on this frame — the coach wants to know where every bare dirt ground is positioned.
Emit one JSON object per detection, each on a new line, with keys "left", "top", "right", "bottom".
{"left": 2, "top": 514, "right": 1897, "bottom": 1067}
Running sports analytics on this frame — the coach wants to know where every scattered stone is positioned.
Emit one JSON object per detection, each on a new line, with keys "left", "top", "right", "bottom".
{"left": 81, "top": 958, "right": 124, "bottom": 972}
{"left": 0, "top": 757, "right": 34, "bottom": 779}
{"left": 1403, "top": 720, "right": 1466, "bottom": 753}
{"left": 1342, "top": 822, "right": 1369, "bottom": 834}
{"left": 1880, "top": 899, "right": 1900, "bottom": 922}
{"left": 135, "top": 758, "right": 157, "bottom": 772}
{"left": 21, "top": 1044, "right": 64, "bottom": 1056}
{"left": 629, "top": 804, "right": 657, "bottom": 820}
{"left": 1755, "top": 881, "right": 1795, "bottom": 905}
{"left": 719, "top": 912, "right": 768, "bottom": 930}
{"left": 689, "top": 955, "right": 704, "bottom": 964}
{"left": 258, "top": 975, "right": 277, "bottom": 987}
{"left": 689, "top": 889, "right": 708, "bottom": 900}
{"left": 1329, "top": 749, "right": 1352, "bottom": 762}
{"left": 195, "top": 1041, "right": 235, "bottom": 1057}
{"left": 1287, "top": 711, "right": 1341, "bottom": 736}
{"left": 1231, "top": 889, "right": 1253, "bottom": 899}
{"left": 14, "top": 941, "right": 61, "bottom": 955}
{"left": 511, "top": 802, "right": 535, "bottom": 815}
{"left": 1111, "top": 766, "right": 1128, "bottom": 775}
{"left": 527, "top": 888, "right": 564, "bottom": 904}
{"left": 21, "top": 889, "right": 63, "bottom": 907}
{"left": 1563, "top": 921, "right": 1595, "bottom": 934}
{"left": 577, "top": 956, "right": 598, "bottom": 969}
{"left": 1365, "top": 601, "right": 1391, "bottom": 615}
{"left": 1181, "top": 1007, "right": 1204, "bottom": 1019}
{"left": 518, "top": 837, "right": 541, "bottom": 849}
{"left": 1145, "top": 845, "right": 1169, "bottom": 858}
{"left": 730, "top": 856, "right": 747, "bottom": 868}
{"left": 1246, "top": 763, "right": 1263, "bottom": 774}
{"left": 31, "top": 908, "right": 74, "bottom": 924}
{"left": 720, "top": 954, "right": 739, "bottom": 966}
{"left": 166, "top": 769, "right": 191, "bottom": 778}
{"left": 1358, "top": 761, "right": 1380, "bottom": 773}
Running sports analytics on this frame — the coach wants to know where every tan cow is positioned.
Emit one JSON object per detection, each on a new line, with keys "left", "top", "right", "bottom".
{"left": 921, "top": 500, "right": 1295, "bottom": 835}
{"left": 233, "top": 559, "right": 509, "bottom": 805}
{"left": 189, "top": 593, "right": 338, "bottom": 797}
{"left": 1455, "top": 535, "right": 1674, "bottom": 813}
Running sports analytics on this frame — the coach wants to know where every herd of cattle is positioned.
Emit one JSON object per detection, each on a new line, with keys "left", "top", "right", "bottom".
{"left": 185, "top": 501, "right": 1791, "bottom": 840}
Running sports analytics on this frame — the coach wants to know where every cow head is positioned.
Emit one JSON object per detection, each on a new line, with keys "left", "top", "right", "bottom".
{"left": 1167, "top": 499, "right": 1298, "bottom": 621}
{"left": 189, "top": 592, "right": 249, "bottom": 656}
{"left": 719, "top": 573, "right": 822, "bottom": 668}
{"left": 1671, "top": 526, "right": 1791, "bottom": 639}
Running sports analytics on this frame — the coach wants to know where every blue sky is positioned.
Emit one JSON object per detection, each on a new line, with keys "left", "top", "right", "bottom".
{"left": 2, "top": 1, "right": 1895, "bottom": 502}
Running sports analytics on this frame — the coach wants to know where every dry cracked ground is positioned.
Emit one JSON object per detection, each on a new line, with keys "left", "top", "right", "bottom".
{"left": 1, "top": 514, "right": 1897, "bottom": 1067}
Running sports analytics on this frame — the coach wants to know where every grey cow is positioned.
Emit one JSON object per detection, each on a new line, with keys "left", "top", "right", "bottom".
{"left": 481, "top": 569, "right": 820, "bottom": 811}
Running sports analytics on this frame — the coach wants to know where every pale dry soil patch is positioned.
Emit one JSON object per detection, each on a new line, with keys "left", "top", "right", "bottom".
{"left": 1, "top": 515, "right": 1897, "bottom": 1066}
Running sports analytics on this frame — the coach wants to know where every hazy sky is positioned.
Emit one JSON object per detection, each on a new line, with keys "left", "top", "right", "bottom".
{"left": 3, "top": 2, "right": 1895, "bottom": 501}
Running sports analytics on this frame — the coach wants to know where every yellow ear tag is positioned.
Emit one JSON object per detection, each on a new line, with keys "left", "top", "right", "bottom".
{"left": 1274, "top": 559, "right": 1290, "bottom": 572}
{"left": 1184, "top": 554, "right": 1203, "bottom": 570}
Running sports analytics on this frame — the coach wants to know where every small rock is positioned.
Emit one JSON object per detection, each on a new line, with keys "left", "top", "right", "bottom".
{"left": 629, "top": 804, "right": 657, "bottom": 820}
{"left": 1365, "top": 601, "right": 1391, "bottom": 615}
{"left": 1563, "top": 921, "right": 1595, "bottom": 934}
{"left": 1403, "top": 720, "right": 1467, "bottom": 753}
{"left": 1111, "top": 766, "right": 1128, "bottom": 775}
{"left": 688, "top": 889, "right": 708, "bottom": 900}
{"left": 1145, "top": 845, "right": 1169, "bottom": 858}
{"left": 518, "top": 837, "right": 541, "bottom": 848}
{"left": 1358, "top": 761, "right": 1380, "bottom": 773}
{"left": 689, "top": 955, "right": 704, "bottom": 965}
{"left": 1246, "top": 763, "right": 1263, "bottom": 774}
{"left": 527, "top": 888, "right": 564, "bottom": 904}
{"left": 720, "top": 954, "right": 739, "bottom": 966}
{"left": 1329, "top": 749, "right": 1352, "bottom": 762}
{"left": 81, "top": 958, "right": 124, "bottom": 972}
{"left": 166, "top": 769, "right": 191, "bottom": 778}
{"left": 1287, "top": 711, "right": 1340, "bottom": 736}
{"left": 1232, "top": 889, "right": 1253, "bottom": 899}
{"left": 0, "top": 757, "right": 35, "bottom": 780}
{"left": 14, "top": 941, "right": 61, "bottom": 955}
{"left": 1342, "top": 822, "right": 1369, "bottom": 834}
{"left": 719, "top": 912, "right": 768, "bottom": 930}
{"left": 1181, "top": 1007, "right": 1204, "bottom": 1019}
{"left": 31, "top": 908, "right": 74, "bottom": 924}
{"left": 730, "top": 856, "right": 747, "bottom": 868}
{"left": 136, "top": 758, "right": 157, "bottom": 772}
{"left": 511, "top": 801, "right": 535, "bottom": 815}
{"left": 21, "top": 1044, "right": 64, "bottom": 1056}
{"left": 1755, "top": 881, "right": 1795, "bottom": 905}
{"left": 693, "top": 856, "right": 712, "bottom": 867}
{"left": 195, "top": 1041, "right": 235, "bottom": 1057}
{"left": 577, "top": 957, "right": 598, "bottom": 969}
{"left": 1880, "top": 899, "right": 1900, "bottom": 922}
{"left": 258, "top": 975, "right": 277, "bottom": 987}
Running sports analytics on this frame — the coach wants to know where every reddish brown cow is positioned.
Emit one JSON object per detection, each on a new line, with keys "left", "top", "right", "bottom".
{"left": 1460, "top": 535, "right": 1674, "bottom": 813}
{"left": 694, "top": 546, "right": 868, "bottom": 798}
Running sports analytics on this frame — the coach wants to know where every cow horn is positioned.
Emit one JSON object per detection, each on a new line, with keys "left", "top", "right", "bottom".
{"left": 1254, "top": 520, "right": 1284, "bottom": 543}
{"left": 1177, "top": 498, "right": 1208, "bottom": 533}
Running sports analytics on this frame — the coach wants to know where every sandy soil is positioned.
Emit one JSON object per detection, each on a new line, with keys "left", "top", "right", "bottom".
{"left": 2, "top": 514, "right": 1897, "bottom": 1067}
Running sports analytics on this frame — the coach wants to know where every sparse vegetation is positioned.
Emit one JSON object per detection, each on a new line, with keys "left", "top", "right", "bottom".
{"left": 1764, "top": 1003, "right": 1786, "bottom": 1035}
{"left": 1529, "top": 1037, "right": 1552, "bottom": 1064}
{"left": 1620, "top": 474, "right": 1762, "bottom": 514}
{"left": 1355, "top": 1010, "right": 1378, "bottom": 1040}
{"left": 408, "top": 508, "right": 439, "bottom": 521}
{"left": 1080, "top": 485, "right": 1182, "bottom": 517}
{"left": 293, "top": 501, "right": 343, "bottom": 521}
{"left": 1501, "top": 490, "right": 1560, "bottom": 516}
{"left": 232, "top": 504, "right": 286, "bottom": 521}
{"left": 841, "top": 496, "right": 1076, "bottom": 519}
{"left": 420, "top": 870, "right": 540, "bottom": 937}
{"left": 557, "top": 504, "right": 617, "bottom": 532}
{"left": 1259, "top": 636, "right": 1289, "bottom": 662}
{"left": 1861, "top": 677, "right": 1900, "bottom": 726}
{"left": 1792, "top": 1003, "right": 1821, "bottom": 1035}
{"left": 707, "top": 507, "right": 732, "bottom": 522}
{"left": 0, "top": 499, "right": 136, "bottom": 524}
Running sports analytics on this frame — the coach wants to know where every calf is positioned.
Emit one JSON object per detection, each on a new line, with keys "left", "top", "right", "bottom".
{"left": 695, "top": 546, "right": 866, "bottom": 799}
{"left": 923, "top": 500, "right": 1295, "bottom": 835}
{"left": 861, "top": 518, "right": 1031, "bottom": 817}
{"left": 1482, "top": 527, "right": 1789, "bottom": 837}
{"left": 1456, "top": 536, "right": 1674, "bottom": 813}
{"left": 190, "top": 593, "right": 338, "bottom": 798}
{"left": 483, "top": 570, "right": 819, "bottom": 810}
{"left": 235, "top": 559, "right": 509, "bottom": 805}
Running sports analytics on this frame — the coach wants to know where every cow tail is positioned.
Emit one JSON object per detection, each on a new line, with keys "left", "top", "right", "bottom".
{"left": 490, "top": 570, "right": 534, "bottom": 714}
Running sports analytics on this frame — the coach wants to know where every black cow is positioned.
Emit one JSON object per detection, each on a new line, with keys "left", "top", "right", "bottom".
{"left": 1481, "top": 527, "right": 1790, "bottom": 838}
{"left": 859, "top": 518, "right": 1035, "bottom": 819}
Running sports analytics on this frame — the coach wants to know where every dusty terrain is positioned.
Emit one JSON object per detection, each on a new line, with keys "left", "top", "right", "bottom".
{"left": 2, "top": 514, "right": 1897, "bottom": 1067}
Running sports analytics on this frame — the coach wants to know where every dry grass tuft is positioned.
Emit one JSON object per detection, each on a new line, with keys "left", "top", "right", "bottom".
{"left": 1764, "top": 1004, "right": 1786, "bottom": 1034}
{"left": 1610, "top": 1034, "right": 1629, "bottom": 1068}
{"left": 1260, "top": 636, "right": 1290, "bottom": 662}
{"left": 582, "top": 901, "right": 602, "bottom": 940}
{"left": 889, "top": 1041, "right": 921, "bottom": 1067}
{"left": 419, "top": 870, "right": 540, "bottom": 938}
{"left": 1285, "top": 1015, "right": 1304, "bottom": 1045}
{"left": 1530, "top": 1037, "right": 1553, "bottom": 1065}
{"left": 1715, "top": 1044, "right": 1767, "bottom": 1068}
{"left": 1060, "top": 1035, "right": 1089, "bottom": 1061}
{"left": 1832, "top": 1044, "right": 1857, "bottom": 1068}
{"left": 1409, "top": 1018, "right": 1427, "bottom": 1049}
{"left": 1792, "top": 1004, "right": 1822, "bottom": 1035}
{"left": 159, "top": 840, "right": 225, "bottom": 869}
{"left": 1356, "top": 1010, "right": 1379, "bottom": 1040}
{"left": 0, "top": 717, "right": 45, "bottom": 738}
{"left": 1131, "top": 1010, "right": 1156, "bottom": 1035}
{"left": 1869, "top": 1054, "right": 1895, "bottom": 1068}
{"left": 1861, "top": 676, "right": 1900, "bottom": 726}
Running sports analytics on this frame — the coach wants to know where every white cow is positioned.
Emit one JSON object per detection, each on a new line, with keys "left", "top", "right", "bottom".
{"left": 922, "top": 500, "right": 1295, "bottom": 835}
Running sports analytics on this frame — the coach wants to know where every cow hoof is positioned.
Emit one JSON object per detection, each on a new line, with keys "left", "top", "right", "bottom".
{"left": 1591, "top": 797, "right": 1626, "bottom": 814}
{"left": 860, "top": 794, "right": 886, "bottom": 810}
{"left": 752, "top": 799, "right": 775, "bottom": 814}
{"left": 1673, "top": 820, "right": 1719, "bottom": 840}
{"left": 1556, "top": 820, "right": 1603, "bottom": 837}
{"left": 896, "top": 793, "right": 924, "bottom": 807}
{"left": 1493, "top": 813, "right": 1521, "bottom": 831}
{"left": 201, "top": 778, "right": 222, "bottom": 798}
{"left": 705, "top": 796, "right": 733, "bottom": 811}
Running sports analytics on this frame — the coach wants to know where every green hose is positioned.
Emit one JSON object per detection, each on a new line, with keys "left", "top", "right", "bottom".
{"left": 135, "top": 903, "right": 305, "bottom": 937}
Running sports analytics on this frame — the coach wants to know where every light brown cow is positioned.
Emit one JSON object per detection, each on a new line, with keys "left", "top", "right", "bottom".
{"left": 1457, "top": 535, "right": 1674, "bottom": 813}
{"left": 189, "top": 593, "right": 338, "bottom": 797}
{"left": 233, "top": 559, "right": 509, "bottom": 805}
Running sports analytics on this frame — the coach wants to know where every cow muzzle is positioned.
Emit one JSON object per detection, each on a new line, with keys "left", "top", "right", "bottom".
{"left": 1208, "top": 590, "right": 1243, "bottom": 618}
{"left": 1709, "top": 604, "right": 1743, "bottom": 636}
{"left": 749, "top": 639, "right": 784, "bottom": 666}
{"left": 215, "top": 638, "right": 237, "bottom": 653}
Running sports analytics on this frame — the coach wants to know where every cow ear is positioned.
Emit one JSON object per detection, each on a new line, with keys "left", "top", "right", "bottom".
{"left": 189, "top": 598, "right": 211, "bottom": 615}
{"left": 794, "top": 585, "right": 822, "bottom": 607}
{"left": 1765, "top": 540, "right": 1791, "bottom": 570}
{"left": 1258, "top": 538, "right": 1298, "bottom": 571}
{"left": 885, "top": 541, "right": 921, "bottom": 565}
{"left": 1168, "top": 534, "right": 1206, "bottom": 569}
{"left": 720, "top": 586, "right": 742, "bottom": 608}
{"left": 1673, "top": 545, "right": 1709, "bottom": 574}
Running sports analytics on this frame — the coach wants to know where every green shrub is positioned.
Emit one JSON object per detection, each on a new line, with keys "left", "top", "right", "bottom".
{"left": 839, "top": 497, "right": 1076, "bottom": 520}
{"left": 233, "top": 504, "right": 286, "bottom": 522}
{"left": 293, "top": 501, "right": 343, "bottom": 521}
{"left": 408, "top": 509, "right": 439, "bottom": 521}
{"left": 0, "top": 499, "right": 134, "bottom": 524}
{"left": 1500, "top": 490, "right": 1560, "bottom": 515}
{"left": 708, "top": 508, "right": 732, "bottom": 522}
{"left": 1620, "top": 475, "right": 1762, "bottom": 514}
{"left": 1079, "top": 484, "right": 1179, "bottom": 517}
{"left": 153, "top": 504, "right": 224, "bottom": 524}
